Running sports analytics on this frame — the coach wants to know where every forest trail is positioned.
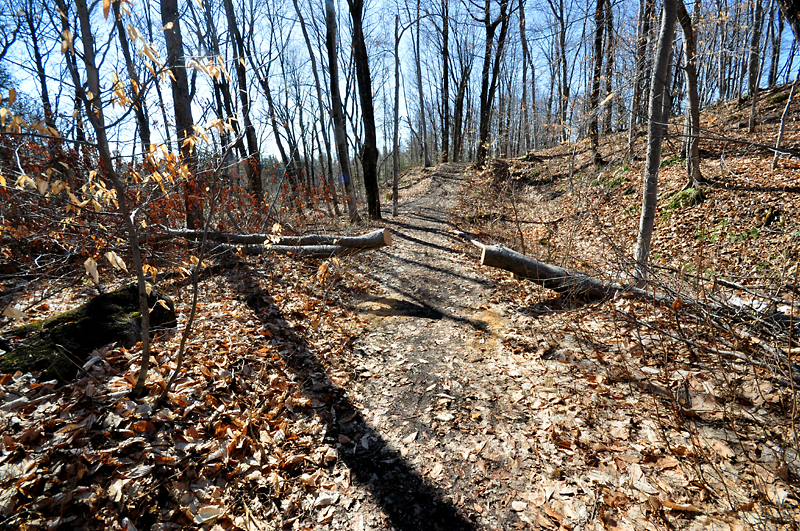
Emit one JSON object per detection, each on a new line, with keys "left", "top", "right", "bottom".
{"left": 339, "top": 163, "right": 558, "bottom": 530}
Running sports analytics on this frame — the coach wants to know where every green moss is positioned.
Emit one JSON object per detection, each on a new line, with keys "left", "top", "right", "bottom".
{"left": 667, "top": 187, "right": 706, "bottom": 210}
{"left": 0, "top": 283, "right": 176, "bottom": 381}
{"left": 660, "top": 155, "right": 684, "bottom": 168}
{"left": 768, "top": 92, "right": 790, "bottom": 105}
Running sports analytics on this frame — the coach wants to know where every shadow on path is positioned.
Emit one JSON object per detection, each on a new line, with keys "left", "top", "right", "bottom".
{"left": 233, "top": 259, "right": 475, "bottom": 531}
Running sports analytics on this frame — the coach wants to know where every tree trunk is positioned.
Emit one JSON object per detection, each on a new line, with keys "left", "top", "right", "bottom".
{"left": 479, "top": 244, "right": 616, "bottom": 299}
{"left": 452, "top": 53, "right": 472, "bottom": 162}
{"left": 441, "top": 0, "right": 450, "bottom": 163}
{"left": 589, "top": 0, "right": 605, "bottom": 165}
{"left": 222, "top": 0, "right": 262, "bottom": 198}
{"left": 161, "top": 0, "right": 203, "bottom": 229}
{"left": 325, "top": 0, "right": 360, "bottom": 221}
{"left": 602, "top": 0, "right": 614, "bottom": 135}
{"left": 768, "top": 4, "right": 783, "bottom": 87}
{"left": 393, "top": 16, "right": 402, "bottom": 216}
{"left": 628, "top": 0, "right": 654, "bottom": 161}
{"left": 678, "top": 0, "right": 703, "bottom": 187}
{"left": 748, "top": 0, "right": 766, "bottom": 99}
{"left": 519, "top": 0, "right": 531, "bottom": 153}
{"left": 347, "top": 0, "right": 381, "bottom": 220}
{"left": 634, "top": 0, "right": 677, "bottom": 284}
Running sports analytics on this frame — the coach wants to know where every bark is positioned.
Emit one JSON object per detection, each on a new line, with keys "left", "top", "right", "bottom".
{"left": 113, "top": 0, "right": 150, "bottom": 151}
{"left": 589, "top": 0, "right": 605, "bottom": 165}
{"left": 222, "top": 0, "right": 262, "bottom": 197}
{"left": 634, "top": 0, "right": 677, "bottom": 284}
{"left": 677, "top": 0, "right": 703, "bottom": 186}
{"left": 628, "top": 0, "right": 653, "bottom": 161}
{"left": 161, "top": 0, "right": 203, "bottom": 229}
{"left": 292, "top": 0, "right": 340, "bottom": 216}
{"left": 347, "top": 0, "right": 381, "bottom": 219}
{"left": 476, "top": 0, "right": 510, "bottom": 168}
{"left": 325, "top": 0, "right": 360, "bottom": 221}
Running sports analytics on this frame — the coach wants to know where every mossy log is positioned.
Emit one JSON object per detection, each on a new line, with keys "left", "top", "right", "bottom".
{"left": 0, "top": 284, "right": 176, "bottom": 381}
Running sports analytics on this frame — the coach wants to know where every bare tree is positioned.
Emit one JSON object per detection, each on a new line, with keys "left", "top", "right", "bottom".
{"left": 678, "top": 0, "right": 703, "bottom": 187}
{"left": 634, "top": 0, "right": 677, "bottom": 284}
{"left": 440, "top": 0, "right": 450, "bottom": 163}
{"left": 222, "top": 0, "right": 262, "bottom": 197}
{"left": 476, "top": 0, "right": 511, "bottom": 168}
{"left": 346, "top": 0, "right": 381, "bottom": 219}
{"left": 628, "top": 0, "right": 654, "bottom": 161}
{"left": 161, "top": 0, "right": 203, "bottom": 229}
{"left": 113, "top": 0, "right": 151, "bottom": 151}
{"left": 588, "top": 0, "right": 605, "bottom": 165}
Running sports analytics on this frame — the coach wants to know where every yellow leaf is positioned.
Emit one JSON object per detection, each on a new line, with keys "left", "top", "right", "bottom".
{"left": 163, "top": 22, "right": 174, "bottom": 30}
{"left": 105, "top": 251, "right": 128, "bottom": 272}
{"left": 126, "top": 24, "right": 140, "bottom": 43}
{"left": 0, "top": 173, "right": 5, "bottom": 187}
{"left": 8, "top": 89, "right": 15, "bottom": 105}
{"left": 84, "top": 257, "right": 99, "bottom": 284}
{"left": 3, "top": 305, "right": 27, "bottom": 321}
{"left": 103, "top": 0, "right": 110, "bottom": 19}
{"left": 61, "top": 29, "right": 73, "bottom": 54}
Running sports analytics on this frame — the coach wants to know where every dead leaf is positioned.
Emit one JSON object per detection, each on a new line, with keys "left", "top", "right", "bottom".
{"left": 193, "top": 505, "right": 225, "bottom": 524}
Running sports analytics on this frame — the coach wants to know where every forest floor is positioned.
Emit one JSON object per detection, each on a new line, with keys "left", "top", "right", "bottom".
{"left": 2, "top": 85, "right": 800, "bottom": 531}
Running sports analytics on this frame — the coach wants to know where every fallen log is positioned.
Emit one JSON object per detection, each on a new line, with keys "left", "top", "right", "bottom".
{"left": 478, "top": 243, "right": 622, "bottom": 298}
{"left": 146, "top": 228, "right": 392, "bottom": 252}
{"left": 221, "top": 242, "right": 385, "bottom": 258}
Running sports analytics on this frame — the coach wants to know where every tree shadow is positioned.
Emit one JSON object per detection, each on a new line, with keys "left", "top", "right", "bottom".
{"left": 232, "top": 259, "right": 476, "bottom": 531}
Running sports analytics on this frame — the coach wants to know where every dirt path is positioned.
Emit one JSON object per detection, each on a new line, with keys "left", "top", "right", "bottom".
{"left": 339, "top": 164, "right": 552, "bottom": 530}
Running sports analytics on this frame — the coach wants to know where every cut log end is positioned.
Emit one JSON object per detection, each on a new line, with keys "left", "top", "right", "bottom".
{"left": 382, "top": 228, "right": 393, "bottom": 246}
